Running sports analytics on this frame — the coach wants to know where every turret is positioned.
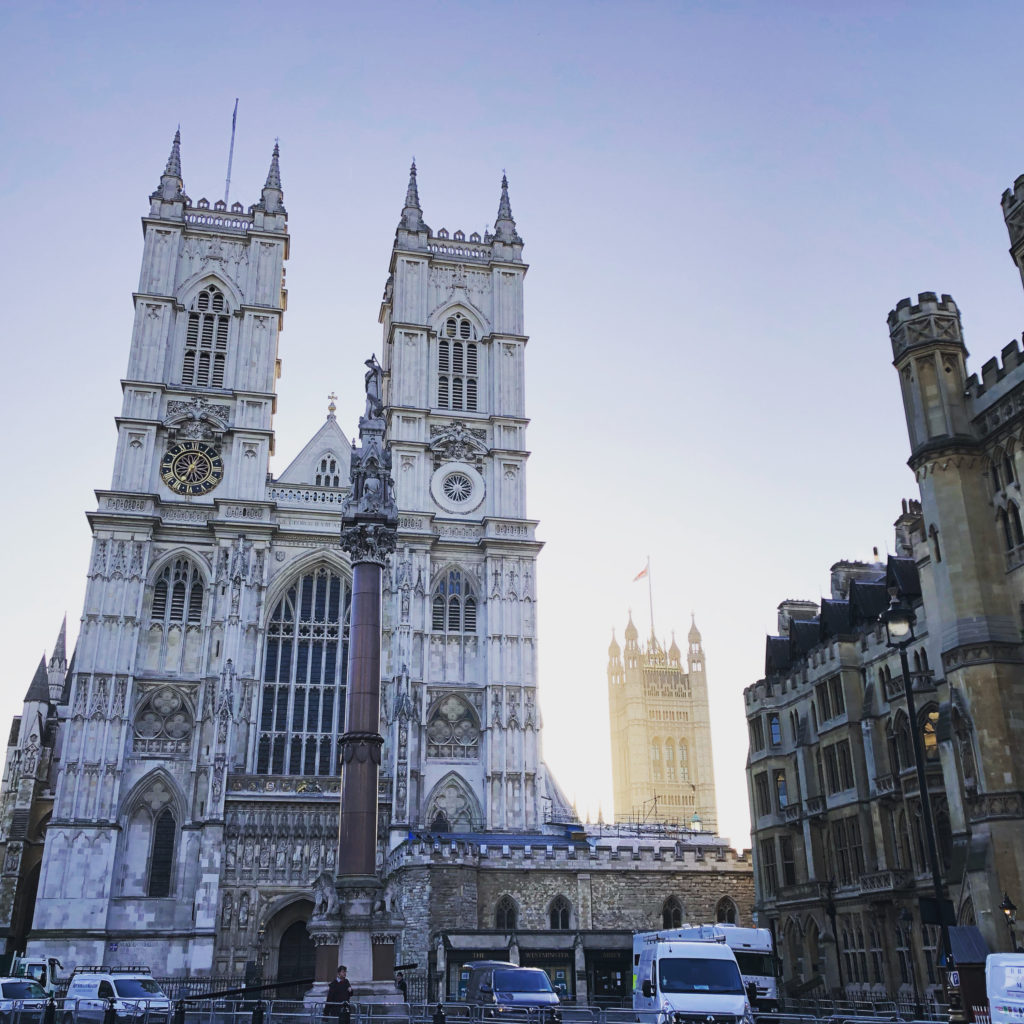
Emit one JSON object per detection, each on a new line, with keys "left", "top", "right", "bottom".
{"left": 46, "top": 616, "right": 67, "bottom": 703}
{"left": 491, "top": 173, "right": 524, "bottom": 261}
{"left": 888, "top": 292, "right": 974, "bottom": 463}
{"left": 668, "top": 632, "right": 681, "bottom": 667}
{"left": 399, "top": 160, "right": 427, "bottom": 232}
{"left": 607, "top": 630, "right": 623, "bottom": 684}
{"left": 258, "top": 142, "right": 285, "bottom": 215}
{"left": 623, "top": 613, "right": 639, "bottom": 668}
{"left": 687, "top": 615, "right": 704, "bottom": 673}
{"left": 149, "top": 128, "right": 188, "bottom": 218}
{"left": 1001, "top": 174, "right": 1024, "bottom": 290}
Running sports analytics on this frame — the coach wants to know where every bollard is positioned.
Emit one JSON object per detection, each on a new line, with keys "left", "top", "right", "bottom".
{"left": 43, "top": 997, "right": 56, "bottom": 1024}
{"left": 104, "top": 999, "right": 118, "bottom": 1024}
{"left": 173, "top": 1000, "right": 186, "bottom": 1024}
{"left": 433, "top": 1005, "right": 445, "bottom": 1024}
{"left": 251, "top": 1002, "right": 264, "bottom": 1024}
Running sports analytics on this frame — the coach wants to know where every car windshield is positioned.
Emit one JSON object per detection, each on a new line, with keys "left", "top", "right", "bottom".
{"left": 493, "top": 970, "right": 553, "bottom": 993}
{"left": 114, "top": 980, "right": 164, "bottom": 998}
{"left": 1, "top": 982, "right": 46, "bottom": 999}
{"left": 658, "top": 958, "right": 744, "bottom": 995}
{"left": 734, "top": 952, "right": 775, "bottom": 977}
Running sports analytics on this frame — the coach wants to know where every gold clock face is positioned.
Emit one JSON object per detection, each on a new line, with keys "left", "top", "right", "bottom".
{"left": 160, "top": 441, "right": 224, "bottom": 495}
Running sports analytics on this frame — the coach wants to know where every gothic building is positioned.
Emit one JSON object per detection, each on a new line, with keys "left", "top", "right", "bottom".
{"left": 607, "top": 615, "right": 718, "bottom": 833}
{"left": 0, "top": 133, "right": 753, "bottom": 999}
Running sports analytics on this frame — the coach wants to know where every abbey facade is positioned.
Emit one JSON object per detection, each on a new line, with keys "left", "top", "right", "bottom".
{"left": 0, "top": 135, "right": 753, "bottom": 1000}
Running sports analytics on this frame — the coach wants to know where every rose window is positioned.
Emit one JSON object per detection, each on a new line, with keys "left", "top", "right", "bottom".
{"left": 443, "top": 472, "right": 473, "bottom": 503}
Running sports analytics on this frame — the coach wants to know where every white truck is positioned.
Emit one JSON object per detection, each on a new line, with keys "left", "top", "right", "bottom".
{"left": 632, "top": 931, "right": 753, "bottom": 1024}
{"left": 633, "top": 926, "right": 778, "bottom": 1011}
{"left": 2, "top": 955, "right": 62, "bottom": 997}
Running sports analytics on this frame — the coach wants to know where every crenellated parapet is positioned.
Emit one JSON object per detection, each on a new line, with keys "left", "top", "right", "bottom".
{"left": 887, "top": 292, "right": 964, "bottom": 361}
{"left": 1001, "top": 173, "right": 1024, "bottom": 248}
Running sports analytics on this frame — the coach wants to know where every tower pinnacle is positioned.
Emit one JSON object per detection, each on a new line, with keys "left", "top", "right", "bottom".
{"left": 258, "top": 141, "right": 285, "bottom": 214}
{"left": 153, "top": 127, "right": 185, "bottom": 202}
{"left": 164, "top": 128, "right": 182, "bottom": 178}
{"left": 265, "top": 141, "right": 282, "bottom": 190}
{"left": 399, "top": 160, "right": 427, "bottom": 232}
{"left": 493, "top": 172, "right": 522, "bottom": 244}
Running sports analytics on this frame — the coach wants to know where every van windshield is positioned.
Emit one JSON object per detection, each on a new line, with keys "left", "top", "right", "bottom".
{"left": 493, "top": 970, "right": 553, "bottom": 993}
{"left": 734, "top": 952, "right": 775, "bottom": 977}
{"left": 659, "top": 958, "right": 743, "bottom": 995}
{"left": 0, "top": 981, "right": 46, "bottom": 999}
{"left": 114, "top": 980, "right": 164, "bottom": 998}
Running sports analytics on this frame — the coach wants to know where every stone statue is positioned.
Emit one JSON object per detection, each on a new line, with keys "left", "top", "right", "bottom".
{"left": 312, "top": 870, "right": 339, "bottom": 917}
{"left": 363, "top": 355, "right": 384, "bottom": 421}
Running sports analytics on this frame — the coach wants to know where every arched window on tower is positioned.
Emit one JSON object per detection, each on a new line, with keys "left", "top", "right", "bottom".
{"left": 716, "top": 896, "right": 738, "bottom": 924}
{"left": 182, "top": 285, "right": 231, "bottom": 388}
{"left": 651, "top": 741, "right": 662, "bottom": 781}
{"left": 1011, "top": 503, "right": 1024, "bottom": 548}
{"left": 257, "top": 566, "right": 352, "bottom": 777}
{"left": 315, "top": 454, "right": 341, "bottom": 487}
{"left": 662, "top": 896, "right": 683, "bottom": 929}
{"left": 151, "top": 559, "right": 204, "bottom": 627}
{"left": 665, "top": 740, "right": 676, "bottom": 781}
{"left": 549, "top": 896, "right": 571, "bottom": 930}
{"left": 679, "top": 739, "right": 689, "bottom": 780}
{"left": 437, "top": 314, "right": 479, "bottom": 412}
{"left": 431, "top": 569, "right": 477, "bottom": 635}
{"left": 496, "top": 895, "right": 517, "bottom": 930}
{"left": 148, "top": 807, "right": 176, "bottom": 897}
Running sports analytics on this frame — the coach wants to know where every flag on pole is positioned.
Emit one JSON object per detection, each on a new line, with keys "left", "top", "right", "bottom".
{"left": 633, "top": 565, "right": 649, "bottom": 582}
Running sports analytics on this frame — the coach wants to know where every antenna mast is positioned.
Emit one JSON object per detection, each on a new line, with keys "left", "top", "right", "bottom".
{"left": 224, "top": 98, "right": 239, "bottom": 204}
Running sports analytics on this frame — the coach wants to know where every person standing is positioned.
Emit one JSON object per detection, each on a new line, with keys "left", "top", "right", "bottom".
{"left": 326, "top": 966, "right": 353, "bottom": 1019}
{"left": 395, "top": 972, "right": 408, "bottom": 1001}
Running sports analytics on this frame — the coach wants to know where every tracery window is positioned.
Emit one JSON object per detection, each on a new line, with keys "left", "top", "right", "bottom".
{"left": 431, "top": 569, "right": 477, "bottom": 634}
{"left": 257, "top": 566, "right": 351, "bottom": 776}
{"left": 679, "top": 739, "right": 689, "bottom": 780}
{"left": 549, "top": 896, "right": 571, "bottom": 930}
{"left": 716, "top": 896, "right": 738, "bottom": 924}
{"left": 662, "top": 896, "right": 683, "bottom": 929}
{"left": 426, "top": 695, "right": 479, "bottom": 759}
{"left": 151, "top": 559, "right": 204, "bottom": 626}
{"left": 437, "top": 314, "right": 478, "bottom": 412}
{"left": 496, "top": 895, "right": 517, "bottom": 930}
{"left": 182, "top": 285, "right": 230, "bottom": 388}
{"left": 316, "top": 454, "right": 340, "bottom": 487}
{"left": 148, "top": 807, "right": 176, "bottom": 897}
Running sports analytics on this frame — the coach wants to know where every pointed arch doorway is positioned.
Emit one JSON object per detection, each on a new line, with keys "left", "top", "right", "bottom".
{"left": 277, "top": 920, "right": 316, "bottom": 999}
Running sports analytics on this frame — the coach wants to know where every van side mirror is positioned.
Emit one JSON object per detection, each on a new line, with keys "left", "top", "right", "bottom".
{"left": 641, "top": 980, "right": 653, "bottom": 999}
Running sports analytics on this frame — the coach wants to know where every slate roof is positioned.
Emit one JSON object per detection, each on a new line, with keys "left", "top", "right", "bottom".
{"left": 948, "top": 925, "right": 990, "bottom": 965}
{"left": 819, "top": 599, "right": 851, "bottom": 639}
{"left": 887, "top": 555, "right": 922, "bottom": 600}
{"left": 765, "top": 636, "right": 791, "bottom": 676}
{"left": 849, "top": 579, "right": 890, "bottom": 625}
{"left": 790, "top": 619, "right": 820, "bottom": 658}
{"left": 24, "top": 656, "right": 49, "bottom": 703}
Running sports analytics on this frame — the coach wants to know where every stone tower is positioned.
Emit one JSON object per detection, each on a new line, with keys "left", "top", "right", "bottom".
{"left": 29, "top": 132, "right": 290, "bottom": 971}
{"left": 607, "top": 613, "right": 718, "bottom": 833}
{"left": 378, "top": 164, "right": 550, "bottom": 837}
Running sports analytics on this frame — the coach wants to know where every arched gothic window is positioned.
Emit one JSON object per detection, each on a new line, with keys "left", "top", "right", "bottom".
{"left": 716, "top": 896, "right": 738, "bottom": 924}
{"left": 679, "top": 739, "right": 689, "bottom": 780}
{"left": 651, "top": 741, "right": 662, "bottom": 780}
{"left": 437, "top": 314, "right": 478, "bottom": 412}
{"left": 315, "top": 454, "right": 341, "bottom": 487}
{"left": 257, "top": 566, "right": 352, "bottom": 776}
{"left": 431, "top": 569, "right": 477, "bottom": 634}
{"left": 665, "top": 740, "right": 676, "bottom": 781}
{"left": 182, "top": 285, "right": 230, "bottom": 388}
{"left": 430, "top": 811, "right": 450, "bottom": 832}
{"left": 151, "top": 559, "right": 204, "bottom": 626}
{"left": 148, "top": 807, "right": 176, "bottom": 897}
{"left": 549, "top": 896, "right": 571, "bottom": 930}
{"left": 496, "top": 895, "right": 517, "bottom": 930}
{"left": 426, "top": 695, "right": 479, "bottom": 759}
{"left": 662, "top": 896, "right": 683, "bottom": 929}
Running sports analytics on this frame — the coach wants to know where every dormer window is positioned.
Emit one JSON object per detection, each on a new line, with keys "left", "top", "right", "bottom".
{"left": 316, "top": 454, "right": 340, "bottom": 487}
{"left": 182, "top": 285, "right": 230, "bottom": 388}
{"left": 438, "top": 314, "right": 478, "bottom": 412}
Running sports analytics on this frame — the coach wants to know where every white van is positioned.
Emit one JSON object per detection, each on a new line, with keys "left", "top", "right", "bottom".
{"left": 634, "top": 938, "right": 753, "bottom": 1023}
{"left": 986, "top": 952, "right": 1024, "bottom": 1024}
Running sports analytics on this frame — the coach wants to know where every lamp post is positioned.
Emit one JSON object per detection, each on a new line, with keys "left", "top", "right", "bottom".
{"left": 1000, "top": 894, "right": 1020, "bottom": 952}
{"left": 824, "top": 880, "right": 844, "bottom": 995}
{"left": 900, "top": 908, "right": 923, "bottom": 1018}
{"left": 882, "top": 595, "right": 952, "bottom": 972}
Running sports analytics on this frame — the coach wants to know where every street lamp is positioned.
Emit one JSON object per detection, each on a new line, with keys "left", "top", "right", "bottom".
{"left": 882, "top": 594, "right": 952, "bottom": 971}
{"left": 900, "top": 908, "right": 923, "bottom": 1018}
{"left": 1000, "top": 894, "right": 1019, "bottom": 952}
{"left": 824, "top": 880, "right": 844, "bottom": 995}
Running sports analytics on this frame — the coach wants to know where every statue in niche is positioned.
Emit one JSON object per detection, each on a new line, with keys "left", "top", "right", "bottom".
{"left": 312, "top": 870, "right": 339, "bottom": 917}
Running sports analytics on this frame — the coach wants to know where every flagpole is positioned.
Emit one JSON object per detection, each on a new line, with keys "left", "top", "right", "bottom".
{"left": 647, "top": 556, "right": 655, "bottom": 641}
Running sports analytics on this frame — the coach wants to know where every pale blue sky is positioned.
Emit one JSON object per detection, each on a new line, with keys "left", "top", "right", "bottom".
{"left": 4, "top": 1, "right": 1024, "bottom": 848}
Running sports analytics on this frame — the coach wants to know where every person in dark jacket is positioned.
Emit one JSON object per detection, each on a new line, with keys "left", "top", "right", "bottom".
{"left": 326, "top": 966, "right": 353, "bottom": 1018}
{"left": 395, "top": 972, "right": 408, "bottom": 1001}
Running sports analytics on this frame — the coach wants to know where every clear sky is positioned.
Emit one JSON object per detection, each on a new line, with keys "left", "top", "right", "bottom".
{"left": 4, "top": 1, "right": 1024, "bottom": 851}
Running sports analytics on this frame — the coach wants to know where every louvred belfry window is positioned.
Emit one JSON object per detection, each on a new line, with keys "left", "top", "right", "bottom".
{"left": 151, "top": 559, "right": 204, "bottom": 626}
{"left": 257, "top": 567, "right": 351, "bottom": 776}
{"left": 431, "top": 569, "right": 477, "bottom": 635}
{"left": 182, "top": 285, "right": 230, "bottom": 388}
{"left": 437, "top": 314, "right": 478, "bottom": 412}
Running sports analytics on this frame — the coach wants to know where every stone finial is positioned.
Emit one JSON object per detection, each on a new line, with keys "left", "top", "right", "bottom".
{"left": 164, "top": 128, "right": 182, "bottom": 178}
{"left": 265, "top": 141, "right": 282, "bottom": 190}
{"left": 399, "top": 160, "right": 427, "bottom": 232}
{"left": 258, "top": 141, "right": 285, "bottom": 215}
{"left": 327, "top": 392, "right": 337, "bottom": 421}
{"left": 493, "top": 172, "right": 522, "bottom": 244}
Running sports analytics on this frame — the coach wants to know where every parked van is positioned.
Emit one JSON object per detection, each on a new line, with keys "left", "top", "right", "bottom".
{"left": 64, "top": 967, "right": 171, "bottom": 1024}
{"left": 986, "top": 952, "right": 1024, "bottom": 1024}
{"left": 462, "top": 961, "right": 562, "bottom": 1020}
{"left": 633, "top": 938, "right": 752, "bottom": 1024}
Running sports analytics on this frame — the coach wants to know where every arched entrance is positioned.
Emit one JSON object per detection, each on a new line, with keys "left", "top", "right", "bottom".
{"left": 277, "top": 920, "right": 315, "bottom": 999}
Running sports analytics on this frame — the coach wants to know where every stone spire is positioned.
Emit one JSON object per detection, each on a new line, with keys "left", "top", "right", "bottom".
{"left": 51, "top": 616, "right": 67, "bottom": 665}
{"left": 493, "top": 172, "right": 522, "bottom": 244}
{"left": 259, "top": 141, "right": 285, "bottom": 214}
{"left": 47, "top": 616, "right": 69, "bottom": 701}
{"left": 154, "top": 127, "right": 185, "bottom": 202}
{"left": 399, "top": 160, "right": 427, "bottom": 232}
{"left": 25, "top": 655, "right": 49, "bottom": 703}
